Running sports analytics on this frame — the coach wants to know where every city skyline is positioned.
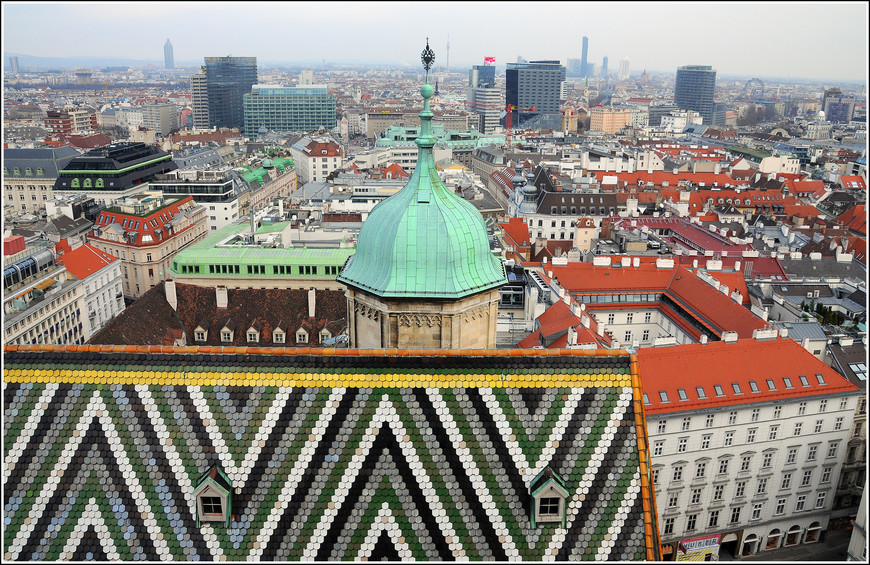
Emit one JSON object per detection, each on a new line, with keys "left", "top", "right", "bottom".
{"left": 2, "top": 1, "right": 868, "bottom": 82}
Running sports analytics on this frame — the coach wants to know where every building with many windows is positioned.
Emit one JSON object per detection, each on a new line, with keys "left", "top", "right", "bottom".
{"left": 243, "top": 85, "right": 336, "bottom": 138}
{"left": 3, "top": 238, "right": 87, "bottom": 346}
{"left": 53, "top": 142, "right": 177, "bottom": 207}
{"left": 194, "top": 56, "right": 258, "bottom": 130}
{"left": 505, "top": 60, "right": 566, "bottom": 130}
{"left": 674, "top": 65, "right": 717, "bottom": 125}
{"left": 57, "top": 242, "right": 124, "bottom": 338}
{"left": 87, "top": 194, "right": 207, "bottom": 299}
{"left": 3, "top": 146, "right": 80, "bottom": 216}
{"left": 168, "top": 221, "right": 355, "bottom": 291}
{"left": 639, "top": 337, "right": 862, "bottom": 560}
{"left": 290, "top": 137, "right": 344, "bottom": 184}
{"left": 468, "top": 63, "right": 503, "bottom": 134}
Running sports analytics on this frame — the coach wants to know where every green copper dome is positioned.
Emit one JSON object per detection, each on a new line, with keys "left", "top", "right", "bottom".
{"left": 337, "top": 42, "right": 506, "bottom": 299}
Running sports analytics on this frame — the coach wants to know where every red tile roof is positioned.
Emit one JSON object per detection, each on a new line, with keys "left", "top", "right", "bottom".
{"left": 638, "top": 338, "right": 860, "bottom": 415}
{"left": 58, "top": 243, "right": 118, "bottom": 279}
{"left": 840, "top": 175, "right": 866, "bottom": 191}
{"left": 91, "top": 196, "right": 198, "bottom": 246}
{"left": 550, "top": 263, "right": 766, "bottom": 338}
{"left": 500, "top": 217, "right": 531, "bottom": 248}
{"left": 836, "top": 205, "right": 867, "bottom": 235}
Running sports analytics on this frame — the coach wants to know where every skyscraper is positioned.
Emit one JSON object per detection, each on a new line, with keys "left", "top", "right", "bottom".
{"left": 618, "top": 58, "right": 630, "bottom": 81}
{"left": 601, "top": 56, "right": 608, "bottom": 79}
{"left": 822, "top": 88, "right": 856, "bottom": 123}
{"left": 468, "top": 61, "right": 501, "bottom": 133}
{"left": 164, "top": 39, "right": 174, "bottom": 70}
{"left": 505, "top": 60, "right": 566, "bottom": 130}
{"left": 674, "top": 65, "right": 716, "bottom": 125}
{"left": 200, "top": 56, "right": 258, "bottom": 130}
{"left": 190, "top": 71, "right": 209, "bottom": 130}
{"left": 580, "top": 36, "right": 589, "bottom": 78}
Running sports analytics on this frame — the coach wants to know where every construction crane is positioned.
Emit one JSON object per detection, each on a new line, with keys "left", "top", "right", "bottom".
{"left": 439, "top": 99, "right": 536, "bottom": 145}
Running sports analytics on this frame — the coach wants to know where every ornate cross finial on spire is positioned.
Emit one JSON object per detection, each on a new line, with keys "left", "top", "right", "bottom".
{"left": 421, "top": 37, "right": 435, "bottom": 81}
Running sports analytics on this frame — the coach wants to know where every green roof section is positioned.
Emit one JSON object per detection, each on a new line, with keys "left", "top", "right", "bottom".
{"left": 169, "top": 222, "right": 355, "bottom": 278}
{"left": 239, "top": 157, "right": 293, "bottom": 185}
{"left": 337, "top": 53, "right": 507, "bottom": 299}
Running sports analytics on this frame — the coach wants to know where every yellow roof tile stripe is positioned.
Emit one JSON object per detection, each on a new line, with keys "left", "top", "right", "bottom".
{"left": 3, "top": 368, "right": 632, "bottom": 389}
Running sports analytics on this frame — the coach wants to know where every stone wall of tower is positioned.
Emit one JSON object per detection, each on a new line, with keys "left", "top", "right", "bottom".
{"left": 346, "top": 288, "right": 501, "bottom": 349}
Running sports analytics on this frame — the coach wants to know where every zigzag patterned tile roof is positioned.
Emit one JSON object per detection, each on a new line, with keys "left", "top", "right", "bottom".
{"left": 3, "top": 346, "right": 659, "bottom": 561}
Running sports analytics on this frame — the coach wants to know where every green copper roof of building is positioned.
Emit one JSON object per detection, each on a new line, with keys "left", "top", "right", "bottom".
{"left": 337, "top": 47, "right": 507, "bottom": 299}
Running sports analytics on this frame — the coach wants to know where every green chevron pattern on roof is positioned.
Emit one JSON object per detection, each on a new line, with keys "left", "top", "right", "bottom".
{"left": 337, "top": 48, "right": 506, "bottom": 299}
{"left": 3, "top": 348, "right": 657, "bottom": 561}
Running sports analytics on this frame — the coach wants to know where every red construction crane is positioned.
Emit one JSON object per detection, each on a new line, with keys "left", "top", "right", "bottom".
{"left": 434, "top": 99, "right": 536, "bottom": 144}
{"left": 461, "top": 100, "right": 536, "bottom": 144}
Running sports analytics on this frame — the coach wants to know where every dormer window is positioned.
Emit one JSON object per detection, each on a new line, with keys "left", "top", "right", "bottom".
{"left": 194, "top": 327, "right": 208, "bottom": 342}
{"left": 194, "top": 464, "right": 232, "bottom": 527}
{"left": 221, "top": 329, "right": 233, "bottom": 343}
{"left": 247, "top": 329, "right": 259, "bottom": 343}
{"left": 320, "top": 329, "right": 332, "bottom": 343}
{"left": 296, "top": 328, "right": 308, "bottom": 344}
{"left": 530, "top": 467, "right": 568, "bottom": 528}
{"left": 273, "top": 329, "right": 285, "bottom": 344}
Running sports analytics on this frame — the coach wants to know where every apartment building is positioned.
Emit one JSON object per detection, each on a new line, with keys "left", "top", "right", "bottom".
{"left": 639, "top": 337, "right": 862, "bottom": 560}
{"left": 57, "top": 243, "right": 124, "bottom": 337}
{"left": 290, "top": 137, "right": 344, "bottom": 184}
{"left": 3, "top": 146, "right": 80, "bottom": 216}
{"left": 87, "top": 194, "right": 207, "bottom": 299}
{"left": 3, "top": 238, "right": 87, "bottom": 346}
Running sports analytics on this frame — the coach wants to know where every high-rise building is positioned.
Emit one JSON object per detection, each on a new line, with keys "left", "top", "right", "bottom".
{"left": 8, "top": 55, "right": 20, "bottom": 73}
{"left": 164, "top": 39, "right": 174, "bottom": 70}
{"left": 580, "top": 36, "right": 589, "bottom": 78}
{"left": 141, "top": 102, "right": 180, "bottom": 136}
{"left": 822, "top": 88, "right": 856, "bottom": 124}
{"left": 242, "top": 85, "right": 336, "bottom": 138}
{"left": 299, "top": 69, "right": 314, "bottom": 86}
{"left": 618, "top": 58, "right": 630, "bottom": 81}
{"left": 505, "top": 60, "right": 566, "bottom": 130}
{"left": 190, "top": 72, "right": 209, "bottom": 130}
{"left": 601, "top": 56, "right": 608, "bottom": 79}
{"left": 468, "top": 63, "right": 502, "bottom": 134}
{"left": 674, "top": 65, "right": 717, "bottom": 125}
{"left": 200, "top": 56, "right": 258, "bottom": 130}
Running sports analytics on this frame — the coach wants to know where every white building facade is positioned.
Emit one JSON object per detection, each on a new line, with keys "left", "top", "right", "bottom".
{"left": 640, "top": 337, "right": 863, "bottom": 560}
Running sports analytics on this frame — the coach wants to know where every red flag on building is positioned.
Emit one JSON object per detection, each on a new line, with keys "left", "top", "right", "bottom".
{"left": 484, "top": 57, "right": 496, "bottom": 65}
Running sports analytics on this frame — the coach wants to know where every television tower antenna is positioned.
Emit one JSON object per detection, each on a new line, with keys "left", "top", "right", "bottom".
{"left": 446, "top": 34, "right": 450, "bottom": 71}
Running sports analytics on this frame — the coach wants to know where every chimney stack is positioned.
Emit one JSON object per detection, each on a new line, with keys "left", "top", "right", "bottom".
{"left": 165, "top": 280, "right": 177, "bottom": 311}
{"left": 308, "top": 288, "right": 316, "bottom": 318}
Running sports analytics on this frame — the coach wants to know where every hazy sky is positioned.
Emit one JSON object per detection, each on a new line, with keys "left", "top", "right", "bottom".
{"left": 3, "top": 1, "right": 868, "bottom": 81}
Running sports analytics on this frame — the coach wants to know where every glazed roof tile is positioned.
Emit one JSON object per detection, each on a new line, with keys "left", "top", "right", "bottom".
{"left": 3, "top": 346, "right": 659, "bottom": 561}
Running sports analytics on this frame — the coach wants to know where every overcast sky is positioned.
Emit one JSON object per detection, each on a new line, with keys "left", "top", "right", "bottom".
{"left": 3, "top": 1, "right": 868, "bottom": 82}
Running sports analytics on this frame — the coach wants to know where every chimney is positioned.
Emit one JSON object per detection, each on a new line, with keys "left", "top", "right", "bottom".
{"left": 165, "top": 280, "right": 177, "bottom": 311}
{"left": 633, "top": 257, "right": 640, "bottom": 268}
{"left": 779, "top": 328, "right": 789, "bottom": 339}
{"left": 722, "top": 331, "right": 738, "bottom": 343}
{"left": 700, "top": 335, "right": 708, "bottom": 345}
{"left": 308, "top": 288, "right": 316, "bottom": 318}
{"left": 216, "top": 286, "right": 228, "bottom": 309}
